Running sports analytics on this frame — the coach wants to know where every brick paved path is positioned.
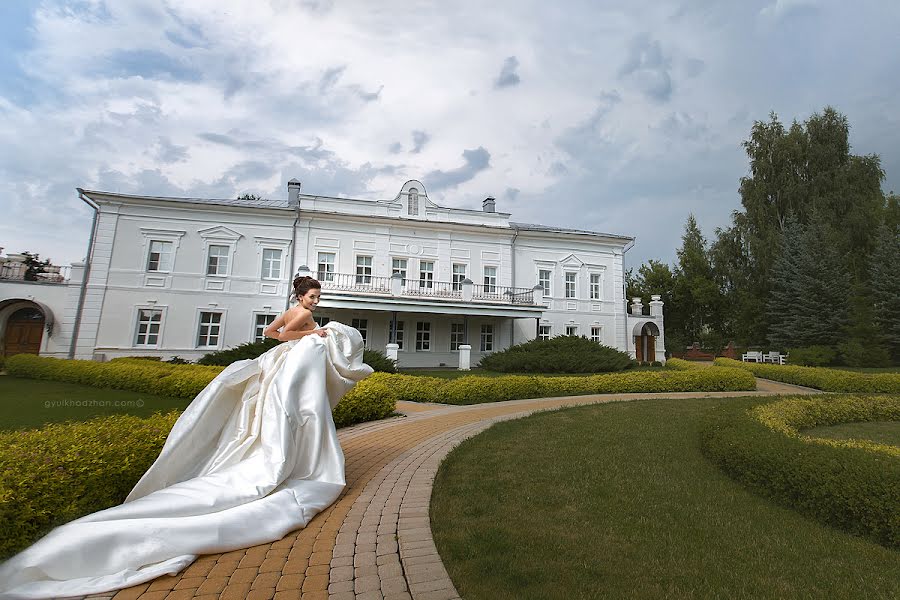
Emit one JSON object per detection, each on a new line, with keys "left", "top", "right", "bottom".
{"left": 62, "top": 379, "right": 815, "bottom": 600}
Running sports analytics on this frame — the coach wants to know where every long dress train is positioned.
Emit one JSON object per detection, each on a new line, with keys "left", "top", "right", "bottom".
{"left": 0, "top": 321, "right": 372, "bottom": 600}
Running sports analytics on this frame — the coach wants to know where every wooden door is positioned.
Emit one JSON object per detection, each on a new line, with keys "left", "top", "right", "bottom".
{"left": 635, "top": 336, "right": 643, "bottom": 362}
{"left": 5, "top": 320, "right": 43, "bottom": 355}
{"left": 646, "top": 334, "right": 655, "bottom": 361}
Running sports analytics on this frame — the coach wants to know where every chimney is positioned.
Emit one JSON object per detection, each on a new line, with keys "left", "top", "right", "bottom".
{"left": 483, "top": 197, "right": 496, "bottom": 213}
{"left": 287, "top": 179, "right": 301, "bottom": 208}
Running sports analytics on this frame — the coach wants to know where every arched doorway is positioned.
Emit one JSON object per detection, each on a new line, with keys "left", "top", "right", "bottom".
{"left": 633, "top": 321, "right": 660, "bottom": 363}
{"left": 4, "top": 307, "right": 45, "bottom": 357}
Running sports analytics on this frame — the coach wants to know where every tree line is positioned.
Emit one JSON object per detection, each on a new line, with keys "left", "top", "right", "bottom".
{"left": 627, "top": 106, "right": 900, "bottom": 366}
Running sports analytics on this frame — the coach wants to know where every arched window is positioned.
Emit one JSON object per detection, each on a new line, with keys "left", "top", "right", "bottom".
{"left": 408, "top": 188, "right": 419, "bottom": 216}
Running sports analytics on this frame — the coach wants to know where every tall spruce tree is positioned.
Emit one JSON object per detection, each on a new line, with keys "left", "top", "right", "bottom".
{"left": 869, "top": 223, "right": 900, "bottom": 361}
{"left": 766, "top": 214, "right": 850, "bottom": 349}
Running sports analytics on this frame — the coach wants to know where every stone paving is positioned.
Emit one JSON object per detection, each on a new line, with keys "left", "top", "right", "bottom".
{"left": 60, "top": 378, "right": 816, "bottom": 600}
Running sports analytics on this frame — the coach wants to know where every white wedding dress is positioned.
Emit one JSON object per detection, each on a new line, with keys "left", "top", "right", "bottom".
{"left": 0, "top": 321, "right": 373, "bottom": 600}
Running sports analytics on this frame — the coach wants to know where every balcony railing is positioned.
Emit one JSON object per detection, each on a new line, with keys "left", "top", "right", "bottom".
{"left": 314, "top": 271, "right": 539, "bottom": 306}
{"left": 0, "top": 262, "right": 71, "bottom": 283}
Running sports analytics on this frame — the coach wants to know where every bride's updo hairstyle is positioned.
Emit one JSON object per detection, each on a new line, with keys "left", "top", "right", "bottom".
{"left": 291, "top": 275, "right": 322, "bottom": 302}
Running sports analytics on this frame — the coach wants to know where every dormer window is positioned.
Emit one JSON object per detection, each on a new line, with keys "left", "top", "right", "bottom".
{"left": 408, "top": 188, "right": 419, "bottom": 215}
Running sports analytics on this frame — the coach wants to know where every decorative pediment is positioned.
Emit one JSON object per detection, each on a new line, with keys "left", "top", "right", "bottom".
{"left": 197, "top": 225, "right": 243, "bottom": 241}
{"left": 559, "top": 253, "right": 585, "bottom": 267}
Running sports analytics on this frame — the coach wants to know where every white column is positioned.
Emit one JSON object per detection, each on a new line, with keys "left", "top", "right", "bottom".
{"left": 461, "top": 278, "right": 473, "bottom": 302}
{"left": 458, "top": 344, "right": 471, "bottom": 370}
{"left": 385, "top": 343, "right": 399, "bottom": 361}
{"left": 649, "top": 294, "right": 664, "bottom": 317}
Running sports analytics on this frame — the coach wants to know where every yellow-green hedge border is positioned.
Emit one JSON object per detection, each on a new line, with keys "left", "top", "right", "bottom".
{"left": 714, "top": 357, "right": 900, "bottom": 393}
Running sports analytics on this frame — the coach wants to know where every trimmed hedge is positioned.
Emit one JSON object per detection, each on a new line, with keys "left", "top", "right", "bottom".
{"left": 715, "top": 357, "right": 900, "bottom": 393}
{"left": 5, "top": 354, "right": 391, "bottom": 429}
{"left": 0, "top": 411, "right": 181, "bottom": 559}
{"left": 700, "top": 394, "right": 900, "bottom": 548}
{"left": 346, "top": 366, "right": 755, "bottom": 406}
{"left": 478, "top": 336, "right": 634, "bottom": 373}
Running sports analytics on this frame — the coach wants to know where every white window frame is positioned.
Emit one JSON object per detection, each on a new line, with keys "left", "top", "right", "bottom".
{"left": 538, "top": 324, "right": 551, "bottom": 341}
{"left": 198, "top": 226, "right": 242, "bottom": 279}
{"left": 483, "top": 265, "right": 498, "bottom": 293}
{"left": 450, "top": 322, "right": 465, "bottom": 351}
{"left": 565, "top": 272, "right": 577, "bottom": 299}
{"left": 253, "top": 313, "right": 277, "bottom": 343}
{"left": 480, "top": 324, "right": 494, "bottom": 352}
{"left": 351, "top": 318, "right": 369, "bottom": 347}
{"left": 355, "top": 255, "right": 373, "bottom": 285}
{"left": 566, "top": 324, "right": 578, "bottom": 337}
{"left": 260, "top": 248, "right": 283, "bottom": 280}
{"left": 416, "top": 321, "right": 432, "bottom": 351}
{"left": 146, "top": 240, "right": 174, "bottom": 273}
{"left": 139, "top": 228, "right": 185, "bottom": 274}
{"left": 590, "top": 273, "right": 602, "bottom": 300}
{"left": 317, "top": 252, "right": 336, "bottom": 282}
{"left": 133, "top": 306, "right": 165, "bottom": 347}
{"left": 452, "top": 263, "right": 468, "bottom": 292}
{"left": 392, "top": 258, "right": 408, "bottom": 280}
{"left": 538, "top": 269, "right": 552, "bottom": 296}
{"left": 591, "top": 326, "right": 602, "bottom": 343}
{"left": 390, "top": 320, "right": 405, "bottom": 351}
{"left": 196, "top": 310, "right": 226, "bottom": 349}
{"left": 419, "top": 260, "right": 434, "bottom": 289}
{"left": 206, "top": 244, "right": 230, "bottom": 277}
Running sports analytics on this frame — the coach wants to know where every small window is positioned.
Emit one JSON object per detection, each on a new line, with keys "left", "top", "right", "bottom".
{"left": 261, "top": 249, "right": 283, "bottom": 280}
{"left": 419, "top": 261, "right": 434, "bottom": 289}
{"left": 480, "top": 324, "right": 494, "bottom": 352}
{"left": 313, "top": 315, "right": 331, "bottom": 327}
{"left": 147, "top": 240, "right": 173, "bottom": 272}
{"left": 392, "top": 258, "right": 407, "bottom": 280}
{"left": 450, "top": 323, "right": 465, "bottom": 351}
{"left": 197, "top": 312, "right": 223, "bottom": 347}
{"left": 452, "top": 264, "right": 467, "bottom": 291}
{"left": 565, "top": 272, "right": 576, "bottom": 298}
{"left": 591, "top": 326, "right": 602, "bottom": 343}
{"left": 351, "top": 318, "right": 368, "bottom": 347}
{"left": 408, "top": 187, "right": 419, "bottom": 215}
{"left": 135, "top": 309, "right": 162, "bottom": 346}
{"left": 254, "top": 314, "right": 276, "bottom": 342}
{"left": 538, "top": 269, "right": 551, "bottom": 296}
{"left": 483, "top": 266, "right": 497, "bottom": 293}
{"left": 566, "top": 325, "right": 578, "bottom": 337}
{"left": 590, "top": 274, "right": 601, "bottom": 300}
{"left": 207, "top": 245, "right": 229, "bottom": 276}
{"left": 416, "top": 321, "right": 431, "bottom": 351}
{"left": 355, "top": 256, "right": 373, "bottom": 285}
{"left": 317, "top": 252, "right": 335, "bottom": 282}
{"left": 538, "top": 325, "right": 551, "bottom": 341}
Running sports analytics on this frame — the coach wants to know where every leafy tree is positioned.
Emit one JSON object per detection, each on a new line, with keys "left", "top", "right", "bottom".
{"left": 237, "top": 193, "right": 262, "bottom": 201}
{"left": 766, "top": 214, "right": 850, "bottom": 349}
{"left": 670, "top": 215, "right": 721, "bottom": 351}
{"left": 21, "top": 251, "right": 51, "bottom": 282}
{"left": 869, "top": 223, "right": 900, "bottom": 361}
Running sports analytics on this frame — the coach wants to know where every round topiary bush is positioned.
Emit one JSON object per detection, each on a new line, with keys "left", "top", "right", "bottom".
{"left": 477, "top": 336, "right": 634, "bottom": 373}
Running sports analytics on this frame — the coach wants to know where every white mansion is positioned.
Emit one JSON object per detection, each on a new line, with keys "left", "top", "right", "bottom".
{"left": 0, "top": 180, "right": 665, "bottom": 367}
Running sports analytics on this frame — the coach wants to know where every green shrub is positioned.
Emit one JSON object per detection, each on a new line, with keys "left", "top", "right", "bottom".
{"left": 838, "top": 339, "right": 892, "bottom": 368}
{"left": 110, "top": 355, "right": 162, "bottom": 361}
{"left": 348, "top": 366, "right": 755, "bottom": 406}
{"left": 0, "top": 355, "right": 5, "bottom": 371}
{"left": 478, "top": 336, "right": 634, "bottom": 373}
{"left": 362, "top": 348, "right": 397, "bottom": 373}
{"left": 0, "top": 411, "right": 181, "bottom": 559}
{"left": 715, "top": 357, "right": 900, "bottom": 393}
{"left": 786, "top": 345, "right": 837, "bottom": 366}
{"left": 197, "top": 338, "right": 281, "bottom": 365}
{"left": 700, "top": 394, "right": 900, "bottom": 548}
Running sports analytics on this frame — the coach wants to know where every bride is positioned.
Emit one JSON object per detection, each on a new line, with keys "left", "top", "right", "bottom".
{"left": 0, "top": 275, "right": 373, "bottom": 599}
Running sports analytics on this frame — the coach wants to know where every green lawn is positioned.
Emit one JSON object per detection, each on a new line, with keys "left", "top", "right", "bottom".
{"left": 431, "top": 397, "right": 900, "bottom": 600}
{"left": 803, "top": 421, "right": 900, "bottom": 446}
{"left": 0, "top": 376, "right": 189, "bottom": 431}
{"left": 829, "top": 366, "right": 900, "bottom": 373}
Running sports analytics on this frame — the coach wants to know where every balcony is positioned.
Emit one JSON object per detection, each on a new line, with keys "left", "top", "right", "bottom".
{"left": 314, "top": 272, "right": 541, "bottom": 306}
{"left": 0, "top": 258, "right": 71, "bottom": 284}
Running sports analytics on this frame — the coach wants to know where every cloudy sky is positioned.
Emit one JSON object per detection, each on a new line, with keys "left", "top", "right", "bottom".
{"left": 1, "top": 0, "right": 898, "bottom": 270}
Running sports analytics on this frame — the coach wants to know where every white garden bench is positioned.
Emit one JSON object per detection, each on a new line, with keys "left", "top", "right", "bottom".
{"left": 763, "top": 351, "right": 787, "bottom": 365}
{"left": 741, "top": 351, "right": 763, "bottom": 363}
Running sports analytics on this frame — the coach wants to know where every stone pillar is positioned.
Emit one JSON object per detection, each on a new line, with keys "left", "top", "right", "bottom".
{"left": 532, "top": 284, "right": 543, "bottom": 304}
{"left": 390, "top": 272, "right": 403, "bottom": 296}
{"left": 385, "top": 343, "right": 399, "bottom": 362}
{"left": 650, "top": 295, "right": 663, "bottom": 317}
{"left": 461, "top": 278, "right": 474, "bottom": 302}
{"left": 630, "top": 297, "right": 644, "bottom": 316}
{"left": 458, "top": 344, "right": 472, "bottom": 370}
